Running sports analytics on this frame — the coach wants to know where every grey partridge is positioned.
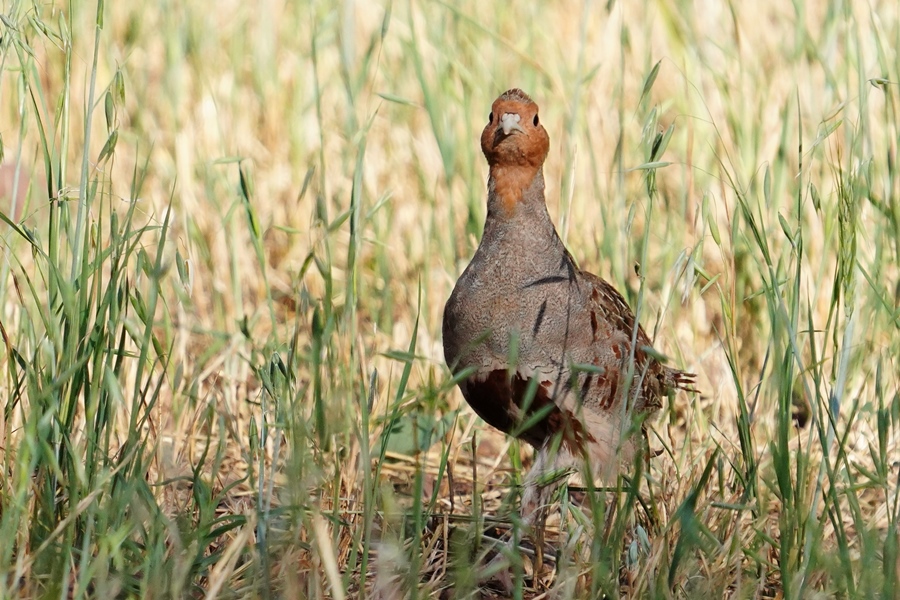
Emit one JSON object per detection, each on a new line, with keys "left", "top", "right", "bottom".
{"left": 442, "top": 88, "right": 694, "bottom": 574}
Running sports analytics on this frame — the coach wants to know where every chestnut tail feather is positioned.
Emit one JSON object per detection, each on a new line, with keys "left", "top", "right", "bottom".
{"left": 668, "top": 368, "right": 699, "bottom": 394}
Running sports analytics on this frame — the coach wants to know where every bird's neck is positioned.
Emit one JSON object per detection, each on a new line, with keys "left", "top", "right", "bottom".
{"left": 482, "top": 166, "right": 564, "bottom": 263}
{"left": 486, "top": 164, "right": 546, "bottom": 218}
{"left": 473, "top": 166, "right": 571, "bottom": 289}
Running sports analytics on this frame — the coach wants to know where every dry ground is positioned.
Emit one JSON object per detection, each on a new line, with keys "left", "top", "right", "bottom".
{"left": 1, "top": 0, "right": 899, "bottom": 598}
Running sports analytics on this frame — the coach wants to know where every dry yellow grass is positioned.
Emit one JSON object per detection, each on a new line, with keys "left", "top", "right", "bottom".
{"left": 1, "top": 0, "right": 898, "bottom": 597}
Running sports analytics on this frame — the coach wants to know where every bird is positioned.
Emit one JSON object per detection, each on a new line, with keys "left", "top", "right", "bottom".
{"left": 442, "top": 88, "right": 695, "bottom": 581}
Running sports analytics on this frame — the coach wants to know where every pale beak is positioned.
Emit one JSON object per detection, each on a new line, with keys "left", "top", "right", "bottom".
{"left": 499, "top": 112, "right": 525, "bottom": 135}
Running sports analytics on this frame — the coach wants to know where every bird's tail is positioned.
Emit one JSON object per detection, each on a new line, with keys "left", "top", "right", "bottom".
{"left": 666, "top": 367, "right": 699, "bottom": 394}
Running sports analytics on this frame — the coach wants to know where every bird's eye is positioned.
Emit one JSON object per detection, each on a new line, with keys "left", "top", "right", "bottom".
{"left": 533, "top": 114, "right": 539, "bottom": 126}
{"left": 489, "top": 112, "right": 494, "bottom": 124}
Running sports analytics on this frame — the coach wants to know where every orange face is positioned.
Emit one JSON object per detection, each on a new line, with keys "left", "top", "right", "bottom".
{"left": 480, "top": 89, "right": 550, "bottom": 169}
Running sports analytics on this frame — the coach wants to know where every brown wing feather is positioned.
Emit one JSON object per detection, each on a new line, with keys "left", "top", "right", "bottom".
{"left": 580, "top": 270, "right": 696, "bottom": 412}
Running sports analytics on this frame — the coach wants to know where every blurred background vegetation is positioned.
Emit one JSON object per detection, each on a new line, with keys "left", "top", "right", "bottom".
{"left": 0, "top": 0, "right": 898, "bottom": 597}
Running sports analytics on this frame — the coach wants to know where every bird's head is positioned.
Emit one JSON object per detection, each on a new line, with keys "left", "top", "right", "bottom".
{"left": 481, "top": 89, "right": 549, "bottom": 169}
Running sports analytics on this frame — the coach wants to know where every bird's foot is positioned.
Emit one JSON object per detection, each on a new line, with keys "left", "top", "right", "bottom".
{"left": 477, "top": 533, "right": 555, "bottom": 595}
{"left": 479, "top": 548, "right": 520, "bottom": 596}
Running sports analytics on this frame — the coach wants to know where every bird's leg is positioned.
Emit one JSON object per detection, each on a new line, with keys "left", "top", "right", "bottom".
{"left": 479, "top": 443, "right": 578, "bottom": 593}
{"left": 519, "top": 443, "right": 577, "bottom": 580}
{"left": 519, "top": 461, "right": 552, "bottom": 577}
